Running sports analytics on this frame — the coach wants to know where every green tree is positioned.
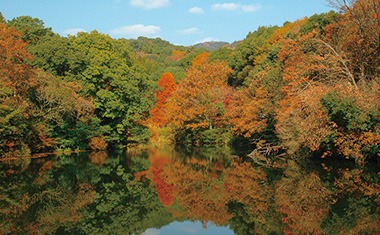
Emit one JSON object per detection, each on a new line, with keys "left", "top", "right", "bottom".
{"left": 7, "top": 16, "right": 54, "bottom": 44}
{"left": 66, "top": 31, "right": 154, "bottom": 147}
{"left": 0, "top": 12, "right": 5, "bottom": 23}
{"left": 28, "top": 35, "right": 70, "bottom": 76}
{"left": 229, "top": 26, "right": 278, "bottom": 86}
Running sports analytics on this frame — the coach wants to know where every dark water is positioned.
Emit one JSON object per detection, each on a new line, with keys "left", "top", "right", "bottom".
{"left": 1, "top": 147, "right": 379, "bottom": 235}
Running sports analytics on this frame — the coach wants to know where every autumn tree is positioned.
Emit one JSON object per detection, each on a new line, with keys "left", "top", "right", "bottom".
{"left": 0, "top": 22, "right": 36, "bottom": 156}
{"left": 149, "top": 72, "right": 177, "bottom": 127}
{"left": 191, "top": 52, "right": 210, "bottom": 68}
{"left": 226, "top": 67, "right": 280, "bottom": 139}
{"left": 165, "top": 60, "right": 233, "bottom": 144}
{"left": 274, "top": 19, "right": 359, "bottom": 156}
{"left": 273, "top": 11, "right": 380, "bottom": 161}
{"left": 167, "top": 49, "right": 187, "bottom": 61}
{"left": 326, "top": 0, "right": 380, "bottom": 82}
{"left": 320, "top": 84, "right": 380, "bottom": 163}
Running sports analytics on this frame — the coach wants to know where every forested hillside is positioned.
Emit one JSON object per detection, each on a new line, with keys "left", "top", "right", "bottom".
{"left": 0, "top": 0, "right": 379, "bottom": 164}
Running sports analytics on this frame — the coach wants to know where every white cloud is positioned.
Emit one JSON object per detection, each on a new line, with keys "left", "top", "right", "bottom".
{"left": 212, "top": 3, "right": 261, "bottom": 13}
{"left": 188, "top": 7, "right": 204, "bottom": 14}
{"left": 212, "top": 3, "right": 239, "bottom": 11}
{"left": 241, "top": 4, "right": 260, "bottom": 12}
{"left": 180, "top": 226, "right": 198, "bottom": 234}
{"left": 130, "top": 0, "right": 169, "bottom": 9}
{"left": 62, "top": 28, "right": 86, "bottom": 36}
{"left": 195, "top": 37, "right": 220, "bottom": 44}
{"left": 111, "top": 24, "right": 161, "bottom": 36}
{"left": 178, "top": 27, "right": 201, "bottom": 35}
{"left": 143, "top": 228, "right": 160, "bottom": 235}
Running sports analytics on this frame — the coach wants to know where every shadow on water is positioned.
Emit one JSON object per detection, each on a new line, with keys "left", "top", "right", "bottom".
{"left": 0, "top": 145, "right": 379, "bottom": 234}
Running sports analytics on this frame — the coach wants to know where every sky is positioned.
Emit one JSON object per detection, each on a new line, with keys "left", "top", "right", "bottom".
{"left": 142, "top": 221, "right": 233, "bottom": 235}
{"left": 0, "top": 0, "right": 333, "bottom": 46}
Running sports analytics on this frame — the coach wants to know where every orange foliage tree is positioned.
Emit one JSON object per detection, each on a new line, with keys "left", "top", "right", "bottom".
{"left": 0, "top": 22, "right": 36, "bottom": 96}
{"left": 166, "top": 60, "right": 233, "bottom": 131}
{"left": 167, "top": 49, "right": 187, "bottom": 61}
{"left": 226, "top": 68, "right": 275, "bottom": 138}
{"left": 0, "top": 22, "right": 36, "bottom": 156}
{"left": 149, "top": 72, "right": 177, "bottom": 127}
{"left": 191, "top": 52, "right": 210, "bottom": 68}
{"left": 326, "top": 0, "right": 380, "bottom": 82}
{"left": 274, "top": 23, "right": 365, "bottom": 156}
{"left": 276, "top": 85, "right": 333, "bottom": 154}
{"left": 320, "top": 83, "right": 380, "bottom": 162}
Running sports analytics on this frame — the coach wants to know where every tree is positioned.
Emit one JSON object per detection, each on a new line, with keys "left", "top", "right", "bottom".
{"left": 191, "top": 52, "right": 210, "bottom": 68}
{"left": 165, "top": 60, "right": 233, "bottom": 144}
{"left": 0, "top": 22, "right": 36, "bottom": 156}
{"left": 326, "top": 0, "right": 380, "bottom": 82}
{"left": 226, "top": 67, "right": 279, "bottom": 139}
{"left": 274, "top": 23, "right": 365, "bottom": 156}
{"left": 67, "top": 31, "right": 154, "bottom": 146}
{"left": 28, "top": 35, "right": 71, "bottom": 76}
{"left": 149, "top": 72, "right": 177, "bottom": 127}
{"left": 320, "top": 84, "right": 380, "bottom": 162}
{"left": 229, "top": 26, "right": 279, "bottom": 86}
{"left": 168, "top": 61, "right": 232, "bottom": 129}
{"left": 7, "top": 16, "right": 54, "bottom": 44}
{"left": 0, "top": 12, "right": 5, "bottom": 23}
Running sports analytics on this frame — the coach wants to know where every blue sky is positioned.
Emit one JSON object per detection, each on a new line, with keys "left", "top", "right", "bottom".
{"left": 0, "top": 0, "right": 332, "bottom": 45}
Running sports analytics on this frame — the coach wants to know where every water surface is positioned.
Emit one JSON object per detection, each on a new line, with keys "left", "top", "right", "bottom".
{"left": 1, "top": 147, "right": 379, "bottom": 234}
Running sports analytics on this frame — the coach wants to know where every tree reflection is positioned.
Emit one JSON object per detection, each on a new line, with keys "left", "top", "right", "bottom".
{"left": 323, "top": 167, "right": 380, "bottom": 234}
{"left": 0, "top": 157, "right": 96, "bottom": 234}
{"left": 224, "top": 160, "right": 276, "bottom": 234}
{"left": 142, "top": 148, "right": 380, "bottom": 235}
{"left": 149, "top": 149, "right": 176, "bottom": 206}
{"left": 0, "top": 149, "right": 379, "bottom": 234}
{"left": 275, "top": 160, "right": 335, "bottom": 234}
{"left": 88, "top": 151, "right": 108, "bottom": 166}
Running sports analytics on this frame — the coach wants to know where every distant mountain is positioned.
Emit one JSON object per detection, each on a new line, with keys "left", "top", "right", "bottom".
{"left": 127, "top": 36, "right": 186, "bottom": 59}
{"left": 193, "top": 41, "right": 231, "bottom": 51}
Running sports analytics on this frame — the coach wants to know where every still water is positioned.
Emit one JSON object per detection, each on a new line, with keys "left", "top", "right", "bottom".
{"left": 1, "top": 147, "right": 379, "bottom": 234}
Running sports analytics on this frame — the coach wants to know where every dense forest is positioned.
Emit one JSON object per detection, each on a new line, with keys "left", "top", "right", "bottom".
{"left": 0, "top": 0, "right": 379, "bottom": 164}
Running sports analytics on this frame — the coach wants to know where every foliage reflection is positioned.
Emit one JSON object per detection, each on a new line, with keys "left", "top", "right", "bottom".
{"left": 0, "top": 148, "right": 379, "bottom": 234}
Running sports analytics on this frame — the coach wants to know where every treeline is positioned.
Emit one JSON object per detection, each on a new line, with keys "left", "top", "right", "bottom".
{"left": 0, "top": 0, "right": 379, "bottom": 163}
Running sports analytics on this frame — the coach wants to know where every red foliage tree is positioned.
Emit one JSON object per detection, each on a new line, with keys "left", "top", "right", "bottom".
{"left": 149, "top": 72, "right": 177, "bottom": 127}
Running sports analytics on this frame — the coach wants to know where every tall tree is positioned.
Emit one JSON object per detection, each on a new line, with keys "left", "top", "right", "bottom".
{"left": 7, "top": 16, "right": 54, "bottom": 44}
{"left": 67, "top": 31, "right": 153, "bottom": 146}
{"left": 149, "top": 72, "right": 177, "bottom": 127}
{"left": 0, "top": 22, "right": 36, "bottom": 156}
{"left": 167, "top": 61, "right": 232, "bottom": 131}
{"left": 326, "top": 0, "right": 380, "bottom": 82}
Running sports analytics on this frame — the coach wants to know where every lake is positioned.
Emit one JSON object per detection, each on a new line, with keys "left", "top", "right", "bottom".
{"left": 1, "top": 146, "right": 379, "bottom": 234}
